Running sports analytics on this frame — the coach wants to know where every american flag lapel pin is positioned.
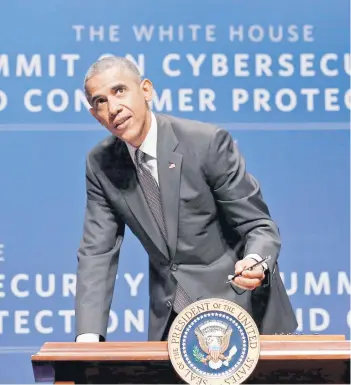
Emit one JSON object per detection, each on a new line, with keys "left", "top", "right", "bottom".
{"left": 169, "top": 162, "right": 175, "bottom": 169}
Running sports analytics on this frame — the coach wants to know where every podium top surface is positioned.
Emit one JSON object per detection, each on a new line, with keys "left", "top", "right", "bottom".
{"left": 32, "top": 335, "right": 350, "bottom": 362}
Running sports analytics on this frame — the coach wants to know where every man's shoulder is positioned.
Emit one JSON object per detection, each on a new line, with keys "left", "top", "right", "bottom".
{"left": 86, "top": 134, "right": 119, "bottom": 168}
{"left": 158, "top": 113, "right": 218, "bottom": 136}
{"left": 156, "top": 113, "right": 220, "bottom": 149}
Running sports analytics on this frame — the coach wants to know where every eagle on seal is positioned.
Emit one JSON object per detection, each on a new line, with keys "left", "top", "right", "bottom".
{"left": 194, "top": 323, "right": 233, "bottom": 368}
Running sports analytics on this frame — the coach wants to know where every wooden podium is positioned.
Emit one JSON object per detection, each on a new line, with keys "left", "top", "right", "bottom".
{"left": 31, "top": 335, "right": 350, "bottom": 384}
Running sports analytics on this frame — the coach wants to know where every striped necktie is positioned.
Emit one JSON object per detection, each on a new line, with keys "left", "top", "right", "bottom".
{"left": 135, "top": 149, "right": 192, "bottom": 313}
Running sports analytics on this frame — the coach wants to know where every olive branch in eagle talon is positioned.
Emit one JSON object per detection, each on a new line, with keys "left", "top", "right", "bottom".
{"left": 192, "top": 345, "right": 207, "bottom": 363}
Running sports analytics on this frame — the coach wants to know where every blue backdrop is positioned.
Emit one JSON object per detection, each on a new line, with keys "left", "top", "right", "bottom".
{"left": 0, "top": 0, "right": 349, "bottom": 383}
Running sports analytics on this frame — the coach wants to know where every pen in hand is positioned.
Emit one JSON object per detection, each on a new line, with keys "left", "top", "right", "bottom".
{"left": 226, "top": 256, "right": 271, "bottom": 283}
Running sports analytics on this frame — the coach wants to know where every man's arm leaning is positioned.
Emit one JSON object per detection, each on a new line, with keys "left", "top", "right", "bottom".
{"left": 75, "top": 156, "right": 125, "bottom": 342}
{"left": 203, "top": 127, "right": 281, "bottom": 274}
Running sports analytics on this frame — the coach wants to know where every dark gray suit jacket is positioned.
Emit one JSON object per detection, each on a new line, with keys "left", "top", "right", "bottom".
{"left": 75, "top": 113, "right": 297, "bottom": 341}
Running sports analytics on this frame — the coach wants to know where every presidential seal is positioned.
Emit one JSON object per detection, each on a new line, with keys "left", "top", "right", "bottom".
{"left": 167, "top": 298, "right": 260, "bottom": 385}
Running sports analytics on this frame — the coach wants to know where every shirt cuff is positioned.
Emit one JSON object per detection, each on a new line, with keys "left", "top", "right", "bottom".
{"left": 244, "top": 253, "right": 268, "bottom": 271}
{"left": 76, "top": 333, "right": 100, "bottom": 342}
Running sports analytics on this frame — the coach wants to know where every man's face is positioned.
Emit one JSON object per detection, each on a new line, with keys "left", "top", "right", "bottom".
{"left": 86, "top": 66, "right": 153, "bottom": 145}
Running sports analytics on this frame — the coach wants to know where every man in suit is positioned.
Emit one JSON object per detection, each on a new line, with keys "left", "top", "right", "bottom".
{"left": 75, "top": 55, "right": 297, "bottom": 342}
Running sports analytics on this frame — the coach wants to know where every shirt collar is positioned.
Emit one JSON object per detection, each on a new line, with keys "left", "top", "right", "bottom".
{"left": 126, "top": 111, "right": 157, "bottom": 163}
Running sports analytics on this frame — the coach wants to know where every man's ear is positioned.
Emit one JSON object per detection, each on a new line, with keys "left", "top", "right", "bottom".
{"left": 140, "top": 78, "right": 153, "bottom": 102}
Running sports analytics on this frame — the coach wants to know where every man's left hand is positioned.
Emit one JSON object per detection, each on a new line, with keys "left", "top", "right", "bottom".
{"left": 232, "top": 258, "right": 265, "bottom": 290}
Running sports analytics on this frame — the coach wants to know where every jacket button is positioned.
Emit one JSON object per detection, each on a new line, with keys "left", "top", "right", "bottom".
{"left": 166, "top": 300, "right": 172, "bottom": 308}
{"left": 170, "top": 263, "right": 178, "bottom": 271}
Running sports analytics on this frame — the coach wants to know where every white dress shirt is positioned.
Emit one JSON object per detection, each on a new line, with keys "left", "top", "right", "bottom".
{"left": 125, "top": 111, "right": 159, "bottom": 184}
{"left": 76, "top": 112, "right": 265, "bottom": 342}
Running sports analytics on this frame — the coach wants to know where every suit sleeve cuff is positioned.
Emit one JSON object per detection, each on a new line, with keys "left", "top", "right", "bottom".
{"left": 244, "top": 253, "right": 268, "bottom": 271}
{"left": 76, "top": 333, "right": 100, "bottom": 342}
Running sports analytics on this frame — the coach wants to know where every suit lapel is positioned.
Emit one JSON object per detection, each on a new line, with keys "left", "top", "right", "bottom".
{"left": 156, "top": 115, "right": 182, "bottom": 260}
{"left": 105, "top": 140, "right": 169, "bottom": 260}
